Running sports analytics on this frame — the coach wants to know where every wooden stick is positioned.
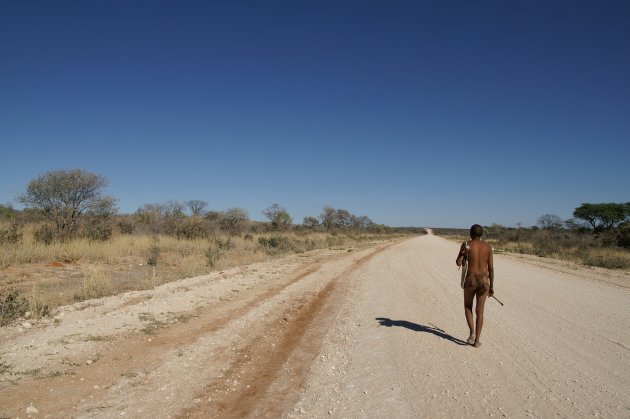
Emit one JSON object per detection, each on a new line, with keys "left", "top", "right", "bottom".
{"left": 491, "top": 295, "right": 504, "bottom": 306}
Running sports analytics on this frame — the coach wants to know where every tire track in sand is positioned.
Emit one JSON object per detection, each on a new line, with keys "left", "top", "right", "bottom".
{"left": 178, "top": 240, "right": 403, "bottom": 418}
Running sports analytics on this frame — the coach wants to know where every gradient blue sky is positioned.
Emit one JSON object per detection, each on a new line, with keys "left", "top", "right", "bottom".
{"left": 1, "top": 1, "right": 629, "bottom": 227}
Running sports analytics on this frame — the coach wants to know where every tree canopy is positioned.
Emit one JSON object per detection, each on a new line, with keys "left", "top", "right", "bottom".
{"left": 319, "top": 206, "right": 374, "bottom": 231}
{"left": 537, "top": 214, "right": 564, "bottom": 230}
{"left": 186, "top": 200, "right": 208, "bottom": 216}
{"left": 0, "top": 204, "right": 15, "bottom": 219}
{"left": 18, "top": 169, "right": 116, "bottom": 237}
{"left": 262, "top": 204, "right": 292, "bottom": 230}
{"left": 572, "top": 202, "right": 630, "bottom": 232}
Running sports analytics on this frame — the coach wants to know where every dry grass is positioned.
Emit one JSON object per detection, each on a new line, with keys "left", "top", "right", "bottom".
{"left": 0, "top": 227, "right": 409, "bottom": 321}
{"left": 75, "top": 267, "right": 113, "bottom": 301}
{"left": 577, "top": 247, "right": 630, "bottom": 269}
{"left": 491, "top": 240, "right": 630, "bottom": 270}
{"left": 1, "top": 231, "right": 358, "bottom": 267}
{"left": 27, "top": 286, "right": 51, "bottom": 318}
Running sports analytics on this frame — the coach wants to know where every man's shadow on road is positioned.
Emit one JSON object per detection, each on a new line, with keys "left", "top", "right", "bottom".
{"left": 375, "top": 317, "right": 468, "bottom": 346}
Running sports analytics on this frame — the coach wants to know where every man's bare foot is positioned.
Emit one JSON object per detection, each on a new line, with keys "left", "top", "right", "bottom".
{"left": 467, "top": 333, "right": 475, "bottom": 345}
{"left": 473, "top": 340, "right": 481, "bottom": 348}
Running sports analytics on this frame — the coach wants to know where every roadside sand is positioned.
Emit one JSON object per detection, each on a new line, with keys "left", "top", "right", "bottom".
{"left": 1, "top": 235, "right": 628, "bottom": 417}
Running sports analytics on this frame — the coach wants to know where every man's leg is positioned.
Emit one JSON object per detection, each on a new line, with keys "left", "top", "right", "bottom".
{"left": 464, "top": 287, "right": 475, "bottom": 344}
{"left": 473, "top": 288, "right": 489, "bottom": 347}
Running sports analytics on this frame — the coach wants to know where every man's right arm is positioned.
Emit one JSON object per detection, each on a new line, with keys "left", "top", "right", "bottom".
{"left": 456, "top": 242, "right": 467, "bottom": 266}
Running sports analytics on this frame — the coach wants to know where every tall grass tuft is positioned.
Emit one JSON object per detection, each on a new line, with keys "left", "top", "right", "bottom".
{"left": 147, "top": 239, "right": 160, "bottom": 266}
{"left": 75, "top": 268, "right": 113, "bottom": 301}
{"left": 205, "top": 244, "right": 222, "bottom": 268}
{"left": 28, "top": 286, "right": 50, "bottom": 318}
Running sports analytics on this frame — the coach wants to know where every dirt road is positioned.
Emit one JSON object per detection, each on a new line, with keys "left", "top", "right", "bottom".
{"left": 1, "top": 235, "right": 629, "bottom": 418}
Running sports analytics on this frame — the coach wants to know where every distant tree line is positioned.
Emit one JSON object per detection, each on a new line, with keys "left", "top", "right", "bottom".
{"left": 0, "top": 169, "right": 408, "bottom": 245}
{"left": 533, "top": 202, "right": 630, "bottom": 249}
{"left": 466, "top": 203, "right": 630, "bottom": 248}
{"left": 432, "top": 202, "right": 630, "bottom": 269}
{"left": 455, "top": 202, "right": 630, "bottom": 270}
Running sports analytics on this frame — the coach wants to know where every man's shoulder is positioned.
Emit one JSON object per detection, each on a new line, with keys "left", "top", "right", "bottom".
{"left": 477, "top": 240, "right": 491, "bottom": 250}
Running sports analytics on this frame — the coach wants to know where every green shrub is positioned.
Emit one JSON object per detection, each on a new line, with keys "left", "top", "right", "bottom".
{"left": 583, "top": 255, "right": 630, "bottom": 270}
{"left": 617, "top": 224, "right": 630, "bottom": 249}
{"left": 34, "top": 224, "right": 57, "bottom": 244}
{"left": 205, "top": 245, "right": 222, "bottom": 267}
{"left": 214, "top": 237, "right": 233, "bottom": 250}
{"left": 147, "top": 241, "right": 160, "bottom": 266}
{"left": 533, "top": 248, "right": 548, "bottom": 257}
{"left": 595, "top": 230, "right": 618, "bottom": 247}
{"left": 85, "top": 220, "right": 113, "bottom": 241}
{"left": 175, "top": 217, "right": 208, "bottom": 239}
{"left": 0, "top": 223, "right": 22, "bottom": 245}
{"left": 117, "top": 220, "right": 136, "bottom": 235}
{"left": 258, "top": 235, "right": 292, "bottom": 251}
{"left": 0, "top": 203, "right": 16, "bottom": 219}
{"left": 1, "top": 289, "right": 29, "bottom": 326}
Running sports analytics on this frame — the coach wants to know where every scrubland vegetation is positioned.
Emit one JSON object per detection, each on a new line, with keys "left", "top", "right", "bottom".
{"left": 0, "top": 226, "right": 398, "bottom": 325}
{"left": 0, "top": 169, "right": 421, "bottom": 325}
{"left": 3, "top": 169, "right": 627, "bottom": 325}
{"left": 0, "top": 223, "right": 396, "bottom": 270}
{"left": 435, "top": 203, "right": 630, "bottom": 271}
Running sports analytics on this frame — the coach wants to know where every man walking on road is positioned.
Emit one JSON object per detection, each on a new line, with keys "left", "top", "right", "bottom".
{"left": 456, "top": 224, "right": 494, "bottom": 347}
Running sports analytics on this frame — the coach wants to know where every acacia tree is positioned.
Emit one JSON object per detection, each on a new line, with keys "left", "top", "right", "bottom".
{"left": 263, "top": 204, "right": 292, "bottom": 231}
{"left": 333, "top": 209, "right": 353, "bottom": 229}
{"left": 320, "top": 207, "right": 336, "bottom": 230}
{"left": 352, "top": 215, "right": 374, "bottom": 230}
{"left": 136, "top": 203, "right": 167, "bottom": 234}
{"left": 302, "top": 216, "right": 320, "bottom": 229}
{"left": 319, "top": 207, "right": 373, "bottom": 231}
{"left": 220, "top": 208, "right": 249, "bottom": 235}
{"left": 186, "top": 200, "right": 208, "bottom": 216}
{"left": 537, "top": 214, "right": 564, "bottom": 230}
{"left": 573, "top": 203, "right": 630, "bottom": 232}
{"left": 18, "top": 169, "right": 117, "bottom": 238}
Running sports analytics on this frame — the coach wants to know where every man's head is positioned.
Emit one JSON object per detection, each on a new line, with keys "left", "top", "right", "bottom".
{"left": 470, "top": 224, "right": 483, "bottom": 238}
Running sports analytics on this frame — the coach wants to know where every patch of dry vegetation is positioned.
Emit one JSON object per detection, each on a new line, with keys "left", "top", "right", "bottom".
{"left": 0, "top": 225, "right": 410, "bottom": 324}
{"left": 496, "top": 239, "right": 630, "bottom": 270}
{"left": 2, "top": 171, "right": 421, "bottom": 325}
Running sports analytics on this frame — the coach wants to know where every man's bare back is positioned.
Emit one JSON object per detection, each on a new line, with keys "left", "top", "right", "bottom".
{"left": 464, "top": 240, "right": 493, "bottom": 276}
{"left": 456, "top": 224, "right": 494, "bottom": 347}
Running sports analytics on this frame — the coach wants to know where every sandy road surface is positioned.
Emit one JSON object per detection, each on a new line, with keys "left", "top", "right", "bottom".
{"left": 1, "top": 235, "right": 629, "bottom": 418}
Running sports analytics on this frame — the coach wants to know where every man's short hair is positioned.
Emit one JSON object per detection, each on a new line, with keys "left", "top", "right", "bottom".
{"left": 470, "top": 224, "right": 483, "bottom": 238}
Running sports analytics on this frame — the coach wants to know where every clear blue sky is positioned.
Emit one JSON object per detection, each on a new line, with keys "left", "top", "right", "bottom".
{"left": 1, "top": 1, "right": 629, "bottom": 227}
